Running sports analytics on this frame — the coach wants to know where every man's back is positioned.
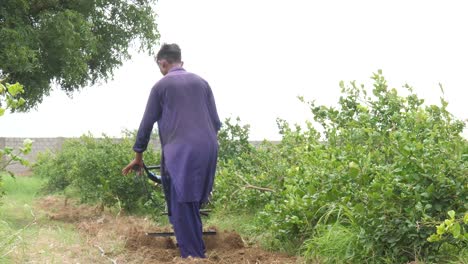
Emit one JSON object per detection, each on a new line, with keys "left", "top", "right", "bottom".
{"left": 156, "top": 67, "right": 220, "bottom": 147}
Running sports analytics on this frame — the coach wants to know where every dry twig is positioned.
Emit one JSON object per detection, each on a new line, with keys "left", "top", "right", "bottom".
{"left": 237, "top": 174, "right": 275, "bottom": 192}
{"left": 94, "top": 244, "right": 118, "bottom": 264}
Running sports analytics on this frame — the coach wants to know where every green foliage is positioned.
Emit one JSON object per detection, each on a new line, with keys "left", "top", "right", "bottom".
{"left": 34, "top": 141, "right": 80, "bottom": 193}
{"left": 0, "top": 138, "right": 32, "bottom": 170}
{"left": 214, "top": 118, "right": 285, "bottom": 211}
{"left": 0, "top": 0, "right": 160, "bottom": 110}
{"left": 257, "top": 71, "right": 468, "bottom": 262}
{"left": 0, "top": 80, "right": 31, "bottom": 201}
{"left": 0, "top": 81, "right": 25, "bottom": 115}
{"left": 214, "top": 144, "right": 280, "bottom": 211}
{"left": 217, "top": 117, "right": 255, "bottom": 164}
{"left": 427, "top": 210, "right": 468, "bottom": 248}
{"left": 34, "top": 133, "right": 164, "bottom": 213}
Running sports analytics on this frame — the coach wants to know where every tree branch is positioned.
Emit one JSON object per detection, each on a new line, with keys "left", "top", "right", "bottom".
{"left": 244, "top": 184, "right": 275, "bottom": 192}
{"left": 237, "top": 173, "right": 275, "bottom": 192}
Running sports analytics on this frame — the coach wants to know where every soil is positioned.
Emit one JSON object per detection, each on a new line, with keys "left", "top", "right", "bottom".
{"left": 37, "top": 196, "right": 300, "bottom": 263}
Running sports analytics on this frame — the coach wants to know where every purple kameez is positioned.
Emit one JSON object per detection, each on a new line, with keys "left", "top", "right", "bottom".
{"left": 133, "top": 67, "right": 220, "bottom": 257}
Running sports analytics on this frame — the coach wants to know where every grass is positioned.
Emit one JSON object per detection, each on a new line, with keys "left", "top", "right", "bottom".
{"left": 0, "top": 175, "right": 43, "bottom": 228}
{"left": 206, "top": 209, "right": 257, "bottom": 239}
{"left": 301, "top": 223, "right": 362, "bottom": 264}
{"left": 0, "top": 174, "right": 97, "bottom": 263}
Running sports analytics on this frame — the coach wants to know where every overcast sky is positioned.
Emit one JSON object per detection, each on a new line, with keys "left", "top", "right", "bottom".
{"left": 2, "top": 0, "right": 467, "bottom": 140}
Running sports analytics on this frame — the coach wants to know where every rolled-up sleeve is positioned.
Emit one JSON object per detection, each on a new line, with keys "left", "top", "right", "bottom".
{"left": 133, "top": 84, "right": 163, "bottom": 153}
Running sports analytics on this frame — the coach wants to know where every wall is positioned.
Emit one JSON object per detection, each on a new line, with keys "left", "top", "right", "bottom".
{"left": 1, "top": 137, "right": 67, "bottom": 175}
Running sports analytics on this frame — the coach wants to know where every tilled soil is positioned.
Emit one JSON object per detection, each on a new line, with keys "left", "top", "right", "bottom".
{"left": 37, "top": 196, "right": 300, "bottom": 263}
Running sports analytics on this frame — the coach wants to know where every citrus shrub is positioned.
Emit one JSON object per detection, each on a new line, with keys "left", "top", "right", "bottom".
{"left": 258, "top": 71, "right": 468, "bottom": 263}
{"left": 34, "top": 133, "right": 163, "bottom": 212}
{"left": 214, "top": 118, "right": 288, "bottom": 212}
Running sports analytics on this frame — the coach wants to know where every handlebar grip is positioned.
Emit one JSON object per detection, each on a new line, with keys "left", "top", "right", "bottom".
{"left": 146, "top": 165, "right": 161, "bottom": 170}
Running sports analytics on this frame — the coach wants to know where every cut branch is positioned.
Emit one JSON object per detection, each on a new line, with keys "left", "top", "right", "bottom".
{"left": 94, "top": 245, "right": 117, "bottom": 264}
{"left": 237, "top": 173, "right": 275, "bottom": 192}
{"left": 244, "top": 184, "right": 275, "bottom": 192}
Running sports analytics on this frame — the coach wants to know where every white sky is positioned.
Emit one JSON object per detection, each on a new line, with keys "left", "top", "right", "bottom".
{"left": 1, "top": 0, "right": 467, "bottom": 140}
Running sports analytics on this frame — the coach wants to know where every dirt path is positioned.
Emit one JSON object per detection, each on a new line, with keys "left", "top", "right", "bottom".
{"left": 36, "top": 196, "right": 300, "bottom": 264}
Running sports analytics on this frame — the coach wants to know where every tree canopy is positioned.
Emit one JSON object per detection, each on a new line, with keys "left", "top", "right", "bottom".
{"left": 0, "top": 0, "right": 159, "bottom": 110}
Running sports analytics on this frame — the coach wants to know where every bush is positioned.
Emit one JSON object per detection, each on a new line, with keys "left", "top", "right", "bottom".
{"left": 34, "top": 140, "right": 80, "bottom": 193}
{"left": 258, "top": 71, "right": 468, "bottom": 262}
{"left": 214, "top": 118, "right": 287, "bottom": 211}
{"left": 217, "top": 117, "right": 255, "bottom": 164}
{"left": 34, "top": 133, "right": 164, "bottom": 213}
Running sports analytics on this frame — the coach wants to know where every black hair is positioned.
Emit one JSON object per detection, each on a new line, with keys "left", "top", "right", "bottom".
{"left": 156, "top": 43, "right": 182, "bottom": 63}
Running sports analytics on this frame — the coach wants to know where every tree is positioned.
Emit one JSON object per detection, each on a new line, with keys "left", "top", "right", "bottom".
{"left": 0, "top": 0, "right": 159, "bottom": 110}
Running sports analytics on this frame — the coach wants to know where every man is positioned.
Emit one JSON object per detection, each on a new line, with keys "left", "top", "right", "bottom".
{"left": 122, "top": 43, "right": 221, "bottom": 258}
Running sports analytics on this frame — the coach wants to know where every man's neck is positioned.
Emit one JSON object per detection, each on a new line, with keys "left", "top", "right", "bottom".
{"left": 168, "top": 63, "right": 183, "bottom": 71}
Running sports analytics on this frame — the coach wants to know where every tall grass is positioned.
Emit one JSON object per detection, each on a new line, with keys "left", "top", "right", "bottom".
{"left": 301, "top": 224, "right": 362, "bottom": 263}
{"left": 0, "top": 175, "right": 43, "bottom": 261}
{"left": 0, "top": 174, "right": 122, "bottom": 263}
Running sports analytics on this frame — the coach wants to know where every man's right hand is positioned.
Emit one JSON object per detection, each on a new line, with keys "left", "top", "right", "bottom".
{"left": 122, "top": 152, "right": 144, "bottom": 176}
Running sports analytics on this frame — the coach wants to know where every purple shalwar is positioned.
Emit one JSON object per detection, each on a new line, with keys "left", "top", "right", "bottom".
{"left": 133, "top": 67, "right": 221, "bottom": 258}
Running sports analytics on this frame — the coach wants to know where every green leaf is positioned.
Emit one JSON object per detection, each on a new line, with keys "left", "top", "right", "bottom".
{"left": 444, "top": 219, "right": 453, "bottom": 226}
{"left": 6, "top": 82, "right": 24, "bottom": 96}
{"left": 464, "top": 213, "right": 468, "bottom": 224}
{"left": 451, "top": 223, "right": 461, "bottom": 238}
{"left": 427, "top": 234, "right": 440, "bottom": 242}
{"left": 339, "top": 80, "right": 345, "bottom": 89}
{"left": 436, "top": 223, "right": 446, "bottom": 235}
{"left": 415, "top": 202, "right": 423, "bottom": 212}
{"left": 3, "top": 147, "right": 13, "bottom": 155}
{"left": 18, "top": 98, "right": 26, "bottom": 106}
{"left": 448, "top": 210, "right": 455, "bottom": 219}
{"left": 348, "top": 161, "right": 360, "bottom": 177}
{"left": 0, "top": 108, "right": 5, "bottom": 116}
{"left": 0, "top": 83, "right": 5, "bottom": 93}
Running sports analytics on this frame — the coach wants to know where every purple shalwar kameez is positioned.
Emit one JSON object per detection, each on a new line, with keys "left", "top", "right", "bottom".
{"left": 133, "top": 67, "right": 221, "bottom": 258}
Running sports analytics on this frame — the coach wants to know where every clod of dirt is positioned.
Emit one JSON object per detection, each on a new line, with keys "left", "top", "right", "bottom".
{"left": 204, "top": 229, "right": 244, "bottom": 251}
{"left": 125, "top": 228, "right": 176, "bottom": 250}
